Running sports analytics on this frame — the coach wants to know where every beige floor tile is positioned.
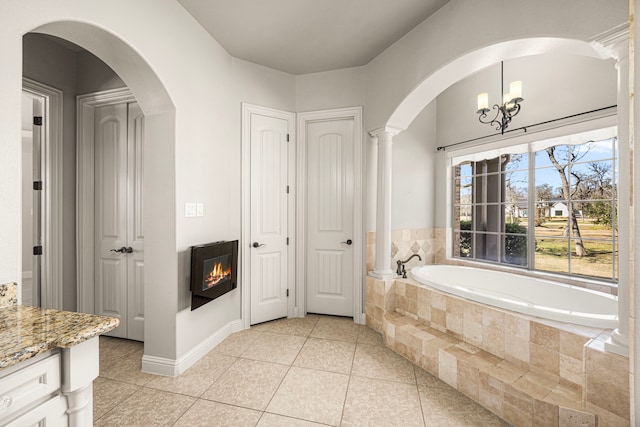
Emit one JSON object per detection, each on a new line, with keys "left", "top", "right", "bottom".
{"left": 99, "top": 336, "right": 144, "bottom": 372}
{"left": 310, "top": 316, "right": 360, "bottom": 343}
{"left": 357, "top": 325, "right": 384, "bottom": 346}
{"left": 351, "top": 342, "right": 416, "bottom": 383}
{"left": 241, "top": 332, "right": 306, "bottom": 365}
{"left": 415, "top": 366, "right": 450, "bottom": 389}
{"left": 94, "top": 387, "right": 195, "bottom": 427}
{"left": 267, "top": 367, "right": 349, "bottom": 426}
{"left": 202, "top": 358, "right": 289, "bottom": 410}
{"left": 173, "top": 399, "right": 262, "bottom": 426}
{"left": 100, "top": 349, "right": 155, "bottom": 386}
{"left": 96, "top": 315, "right": 510, "bottom": 426}
{"left": 93, "top": 377, "right": 141, "bottom": 421}
{"left": 267, "top": 315, "right": 320, "bottom": 336}
{"left": 341, "top": 375, "right": 424, "bottom": 427}
{"left": 145, "top": 352, "right": 236, "bottom": 397}
{"left": 213, "top": 329, "right": 264, "bottom": 357}
{"left": 293, "top": 338, "right": 355, "bottom": 374}
{"left": 419, "top": 383, "right": 506, "bottom": 425}
{"left": 257, "top": 413, "right": 328, "bottom": 426}
{"left": 250, "top": 319, "right": 277, "bottom": 332}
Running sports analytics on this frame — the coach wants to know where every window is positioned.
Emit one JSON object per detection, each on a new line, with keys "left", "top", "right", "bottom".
{"left": 451, "top": 127, "right": 618, "bottom": 282}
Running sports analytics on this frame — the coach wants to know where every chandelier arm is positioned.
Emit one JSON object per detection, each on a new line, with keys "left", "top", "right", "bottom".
{"left": 477, "top": 105, "right": 504, "bottom": 132}
{"left": 509, "top": 102, "right": 522, "bottom": 118}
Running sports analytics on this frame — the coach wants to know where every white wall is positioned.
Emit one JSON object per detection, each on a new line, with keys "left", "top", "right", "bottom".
{"left": 436, "top": 54, "right": 617, "bottom": 147}
{"left": 175, "top": 57, "right": 297, "bottom": 356}
{"left": 431, "top": 53, "right": 617, "bottom": 229}
{"left": 391, "top": 102, "right": 437, "bottom": 230}
{"left": 76, "top": 50, "right": 126, "bottom": 94}
{"left": 364, "top": 0, "right": 626, "bottom": 132}
{"left": 1, "top": 0, "right": 241, "bottom": 365}
{"left": 296, "top": 67, "right": 366, "bottom": 112}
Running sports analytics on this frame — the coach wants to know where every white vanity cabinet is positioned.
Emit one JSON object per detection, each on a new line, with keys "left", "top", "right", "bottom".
{"left": 0, "top": 303, "right": 118, "bottom": 427}
{"left": 0, "top": 352, "right": 66, "bottom": 426}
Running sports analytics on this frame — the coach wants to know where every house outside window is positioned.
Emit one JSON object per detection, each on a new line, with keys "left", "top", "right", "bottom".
{"left": 451, "top": 126, "right": 618, "bottom": 282}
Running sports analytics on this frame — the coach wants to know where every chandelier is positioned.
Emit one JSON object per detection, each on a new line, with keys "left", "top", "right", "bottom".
{"left": 476, "top": 61, "right": 523, "bottom": 134}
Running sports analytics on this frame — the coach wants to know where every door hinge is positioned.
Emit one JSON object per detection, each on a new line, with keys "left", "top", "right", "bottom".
{"left": 33, "top": 246, "right": 43, "bottom": 256}
{"left": 33, "top": 116, "right": 43, "bottom": 126}
{"left": 286, "top": 185, "right": 289, "bottom": 194}
{"left": 286, "top": 133, "right": 290, "bottom": 142}
{"left": 33, "top": 181, "right": 43, "bottom": 191}
{"left": 286, "top": 237, "right": 289, "bottom": 245}
{"left": 286, "top": 289, "right": 289, "bottom": 297}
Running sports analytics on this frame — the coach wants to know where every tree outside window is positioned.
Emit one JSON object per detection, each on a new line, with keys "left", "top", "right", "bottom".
{"left": 452, "top": 128, "right": 617, "bottom": 282}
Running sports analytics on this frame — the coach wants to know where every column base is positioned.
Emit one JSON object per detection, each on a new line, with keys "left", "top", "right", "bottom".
{"left": 368, "top": 270, "right": 397, "bottom": 280}
{"left": 604, "top": 329, "right": 629, "bottom": 356}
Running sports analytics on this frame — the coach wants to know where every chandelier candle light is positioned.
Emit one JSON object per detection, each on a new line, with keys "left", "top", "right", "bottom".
{"left": 477, "top": 61, "right": 523, "bottom": 134}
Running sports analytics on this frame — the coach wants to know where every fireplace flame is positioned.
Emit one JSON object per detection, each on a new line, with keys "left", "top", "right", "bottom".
{"left": 205, "top": 262, "right": 232, "bottom": 288}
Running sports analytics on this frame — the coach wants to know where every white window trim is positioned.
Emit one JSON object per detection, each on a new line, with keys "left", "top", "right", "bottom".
{"left": 445, "top": 112, "right": 618, "bottom": 285}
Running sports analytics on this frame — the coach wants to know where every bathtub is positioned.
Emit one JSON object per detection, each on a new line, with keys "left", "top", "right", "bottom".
{"left": 410, "top": 265, "right": 618, "bottom": 329}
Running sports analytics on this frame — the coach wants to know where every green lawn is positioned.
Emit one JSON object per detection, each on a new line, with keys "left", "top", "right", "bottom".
{"left": 534, "top": 218, "right": 616, "bottom": 280}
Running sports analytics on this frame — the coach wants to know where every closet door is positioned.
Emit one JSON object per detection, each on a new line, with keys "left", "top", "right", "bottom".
{"left": 305, "top": 118, "right": 355, "bottom": 316}
{"left": 94, "top": 102, "right": 144, "bottom": 340}
{"left": 126, "top": 103, "right": 145, "bottom": 342}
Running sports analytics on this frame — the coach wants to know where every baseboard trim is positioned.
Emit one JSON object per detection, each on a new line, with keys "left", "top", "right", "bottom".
{"left": 354, "top": 312, "right": 366, "bottom": 325}
{"left": 141, "top": 319, "right": 245, "bottom": 376}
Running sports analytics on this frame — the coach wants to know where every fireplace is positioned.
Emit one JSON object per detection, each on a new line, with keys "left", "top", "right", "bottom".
{"left": 190, "top": 240, "right": 238, "bottom": 310}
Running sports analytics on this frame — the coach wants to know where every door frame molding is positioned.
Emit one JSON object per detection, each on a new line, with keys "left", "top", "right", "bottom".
{"left": 297, "top": 107, "right": 364, "bottom": 324}
{"left": 77, "top": 87, "right": 136, "bottom": 314}
{"left": 241, "top": 103, "right": 296, "bottom": 328}
{"left": 22, "top": 78, "right": 63, "bottom": 309}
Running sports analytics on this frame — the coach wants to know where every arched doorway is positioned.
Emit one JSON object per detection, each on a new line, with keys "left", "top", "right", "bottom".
{"left": 26, "top": 20, "right": 176, "bottom": 360}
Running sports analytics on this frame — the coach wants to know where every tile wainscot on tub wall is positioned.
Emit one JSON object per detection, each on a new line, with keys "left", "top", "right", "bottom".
{"left": 365, "top": 276, "right": 630, "bottom": 426}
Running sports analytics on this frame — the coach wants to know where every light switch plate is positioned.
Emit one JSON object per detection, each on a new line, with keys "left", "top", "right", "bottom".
{"left": 196, "top": 203, "right": 204, "bottom": 217}
{"left": 185, "top": 202, "right": 196, "bottom": 217}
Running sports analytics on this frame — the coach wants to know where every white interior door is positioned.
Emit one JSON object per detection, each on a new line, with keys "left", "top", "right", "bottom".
{"left": 95, "top": 101, "right": 144, "bottom": 340}
{"left": 306, "top": 118, "right": 355, "bottom": 316}
{"left": 21, "top": 92, "right": 44, "bottom": 307}
{"left": 249, "top": 112, "right": 291, "bottom": 325}
{"left": 126, "top": 103, "right": 145, "bottom": 341}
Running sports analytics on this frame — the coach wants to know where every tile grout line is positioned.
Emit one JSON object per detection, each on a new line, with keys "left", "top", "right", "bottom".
{"left": 412, "top": 364, "right": 428, "bottom": 427}
{"left": 338, "top": 325, "right": 360, "bottom": 426}
{"left": 258, "top": 319, "right": 316, "bottom": 419}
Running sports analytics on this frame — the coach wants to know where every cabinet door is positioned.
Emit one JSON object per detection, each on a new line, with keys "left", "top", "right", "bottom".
{"left": 0, "top": 353, "right": 60, "bottom": 425}
{"left": 5, "top": 395, "right": 67, "bottom": 427}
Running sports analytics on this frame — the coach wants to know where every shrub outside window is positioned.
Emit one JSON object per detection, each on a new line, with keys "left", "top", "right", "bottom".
{"left": 451, "top": 127, "right": 618, "bottom": 282}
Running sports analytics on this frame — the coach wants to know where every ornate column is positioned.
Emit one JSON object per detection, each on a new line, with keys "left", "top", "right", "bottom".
{"left": 594, "top": 24, "right": 631, "bottom": 356}
{"left": 368, "top": 127, "right": 401, "bottom": 279}
{"left": 62, "top": 337, "right": 100, "bottom": 426}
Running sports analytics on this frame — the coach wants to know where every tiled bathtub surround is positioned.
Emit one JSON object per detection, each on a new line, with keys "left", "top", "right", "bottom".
{"left": 0, "top": 282, "right": 17, "bottom": 307}
{"left": 376, "top": 227, "right": 617, "bottom": 296}
{"left": 366, "top": 227, "right": 446, "bottom": 272}
{"left": 365, "top": 276, "right": 630, "bottom": 426}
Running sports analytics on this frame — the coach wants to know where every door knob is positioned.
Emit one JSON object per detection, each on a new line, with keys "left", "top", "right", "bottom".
{"left": 111, "top": 246, "right": 133, "bottom": 254}
{"left": 341, "top": 239, "right": 353, "bottom": 245}
{"left": 252, "top": 242, "right": 266, "bottom": 248}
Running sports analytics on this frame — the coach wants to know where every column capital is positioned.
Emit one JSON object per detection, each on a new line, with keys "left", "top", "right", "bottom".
{"left": 591, "top": 22, "right": 629, "bottom": 62}
{"left": 369, "top": 126, "right": 403, "bottom": 139}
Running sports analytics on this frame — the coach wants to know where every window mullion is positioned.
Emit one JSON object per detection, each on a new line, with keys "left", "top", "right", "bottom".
{"left": 527, "top": 151, "right": 535, "bottom": 270}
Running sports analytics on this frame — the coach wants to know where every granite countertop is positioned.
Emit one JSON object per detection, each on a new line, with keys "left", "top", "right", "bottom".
{"left": 0, "top": 305, "right": 119, "bottom": 370}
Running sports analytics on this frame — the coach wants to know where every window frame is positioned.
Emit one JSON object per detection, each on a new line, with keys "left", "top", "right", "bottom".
{"left": 446, "top": 119, "right": 619, "bottom": 285}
